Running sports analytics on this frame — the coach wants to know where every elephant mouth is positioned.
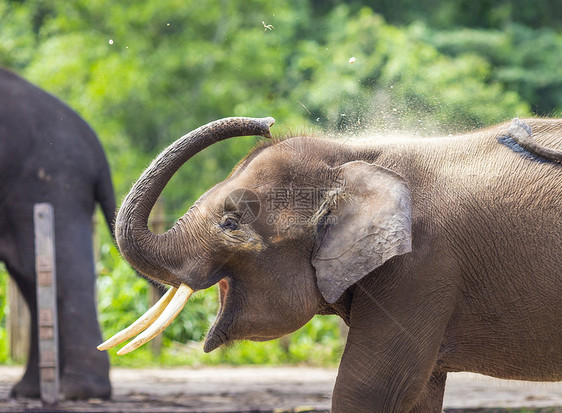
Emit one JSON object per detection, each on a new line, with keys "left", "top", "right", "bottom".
{"left": 218, "top": 278, "right": 229, "bottom": 307}
{"left": 203, "top": 278, "right": 235, "bottom": 353}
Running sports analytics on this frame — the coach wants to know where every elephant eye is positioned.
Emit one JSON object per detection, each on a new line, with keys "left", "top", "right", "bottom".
{"left": 220, "top": 217, "right": 239, "bottom": 231}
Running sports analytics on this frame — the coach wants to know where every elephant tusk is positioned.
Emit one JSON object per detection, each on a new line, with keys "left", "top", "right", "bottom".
{"left": 116, "top": 283, "right": 193, "bottom": 355}
{"left": 97, "top": 285, "right": 178, "bottom": 351}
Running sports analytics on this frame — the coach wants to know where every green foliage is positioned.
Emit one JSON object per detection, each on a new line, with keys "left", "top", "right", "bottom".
{"left": 287, "top": 6, "right": 530, "bottom": 135}
{"left": 311, "top": 0, "right": 562, "bottom": 30}
{"left": 0, "top": 0, "right": 559, "bottom": 366}
{"left": 0, "top": 266, "right": 9, "bottom": 363}
{"left": 420, "top": 24, "right": 562, "bottom": 116}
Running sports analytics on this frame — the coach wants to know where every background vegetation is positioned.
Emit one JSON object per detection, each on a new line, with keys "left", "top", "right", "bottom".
{"left": 0, "top": 0, "right": 560, "bottom": 366}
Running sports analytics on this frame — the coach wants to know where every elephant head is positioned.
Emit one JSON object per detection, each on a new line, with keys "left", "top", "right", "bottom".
{"left": 98, "top": 117, "right": 412, "bottom": 355}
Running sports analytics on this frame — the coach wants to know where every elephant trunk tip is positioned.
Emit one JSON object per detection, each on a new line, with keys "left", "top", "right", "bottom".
{"left": 253, "top": 116, "right": 275, "bottom": 139}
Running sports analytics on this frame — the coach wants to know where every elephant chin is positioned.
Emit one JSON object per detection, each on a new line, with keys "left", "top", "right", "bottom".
{"left": 203, "top": 328, "right": 227, "bottom": 353}
{"left": 203, "top": 277, "right": 303, "bottom": 352}
{"left": 202, "top": 278, "right": 279, "bottom": 352}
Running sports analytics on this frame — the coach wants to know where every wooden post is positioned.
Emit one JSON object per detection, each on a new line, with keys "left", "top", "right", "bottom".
{"left": 8, "top": 278, "right": 30, "bottom": 363}
{"left": 148, "top": 197, "right": 166, "bottom": 356}
{"left": 34, "top": 203, "right": 59, "bottom": 405}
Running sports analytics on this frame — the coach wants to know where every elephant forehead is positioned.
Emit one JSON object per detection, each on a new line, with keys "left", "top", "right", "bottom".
{"left": 189, "top": 186, "right": 228, "bottom": 215}
{"left": 225, "top": 136, "right": 344, "bottom": 194}
{"left": 239, "top": 147, "right": 293, "bottom": 175}
{"left": 193, "top": 179, "right": 259, "bottom": 214}
{"left": 240, "top": 148, "right": 326, "bottom": 187}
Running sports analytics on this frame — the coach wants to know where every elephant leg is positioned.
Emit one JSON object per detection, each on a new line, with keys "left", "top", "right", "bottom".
{"left": 332, "top": 276, "right": 454, "bottom": 412}
{"left": 408, "top": 371, "right": 447, "bottom": 413}
{"left": 55, "top": 221, "right": 111, "bottom": 399}
{"left": 58, "top": 291, "right": 112, "bottom": 401}
{"left": 332, "top": 333, "right": 444, "bottom": 412}
{"left": 6, "top": 264, "right": 41, "bottom": 398}
{"left": 7, "top": 213, "right": 110, "bottom": 400}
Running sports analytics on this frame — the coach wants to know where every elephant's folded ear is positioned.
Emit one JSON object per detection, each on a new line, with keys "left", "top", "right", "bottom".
{"left": 312, "top": 161, "right": 412, "bottom": 304}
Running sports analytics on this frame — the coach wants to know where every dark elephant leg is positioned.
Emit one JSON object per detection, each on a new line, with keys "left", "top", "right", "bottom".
{"left": 7, "top": 264, "right": 41, "bottom": 398}
{"left": 3, "top": 209, "right": 41, "bottom": 397}
{"left": 408, "top": 371, "right": 447, "bottom": 413}
{"left": 55, "top": 218, "right": 111, "bottom": 399}
{"left": 6, "top": 207, "right": 110, "bottom": 399}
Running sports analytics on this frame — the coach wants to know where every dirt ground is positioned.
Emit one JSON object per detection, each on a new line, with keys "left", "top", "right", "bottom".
{"left": 0, "top": 366, "right": 560, "bottom": 412}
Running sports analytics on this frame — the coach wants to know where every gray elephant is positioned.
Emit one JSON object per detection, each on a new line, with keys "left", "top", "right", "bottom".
{"left": 101, "top": 117, "right": 561, "bottom": 412}
{"left": 0, "top": 68, "right": 113, "bottom": 399}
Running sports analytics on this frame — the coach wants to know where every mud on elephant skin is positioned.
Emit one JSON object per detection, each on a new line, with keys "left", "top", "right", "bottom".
{"left": 103, "top": 116, "right": 561, "bottom": 412}
{"left": 0, "top": 68, "right": 113, "bottom": 399}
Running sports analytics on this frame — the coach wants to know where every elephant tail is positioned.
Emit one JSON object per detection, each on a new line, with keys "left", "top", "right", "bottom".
{"left": 95, "top": 158, "right": 117, "bottom": 238}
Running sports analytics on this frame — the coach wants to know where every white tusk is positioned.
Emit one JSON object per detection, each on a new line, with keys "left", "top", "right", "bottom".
{"left": 117, "top": 283, "right": 193, "bottom": 355}
{"left": 97, "top": 286, "right": 178, "bottom": 351}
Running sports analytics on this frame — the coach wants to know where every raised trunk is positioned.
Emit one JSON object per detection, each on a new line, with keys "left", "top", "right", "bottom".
{"left": 115, "top": 117, "right": 274, "bottom": 286}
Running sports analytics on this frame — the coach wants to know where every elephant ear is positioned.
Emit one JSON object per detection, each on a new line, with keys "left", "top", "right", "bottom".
{"left": 312, "top": 161, "right": 412, "bottom": 304}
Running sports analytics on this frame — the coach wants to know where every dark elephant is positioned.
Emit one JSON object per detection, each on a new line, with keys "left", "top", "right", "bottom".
{"left": 102, "top": 117, "right": 561, "bottom": 412}
{"left": 0, "top": 68, "right": 113, "bottom": 399}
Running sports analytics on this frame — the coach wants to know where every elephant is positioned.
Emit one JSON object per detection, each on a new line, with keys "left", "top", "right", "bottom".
{"left": 0, "top": 67, "right": 113, "bottom": 399}
{"left": 101, "top": 116, "right": 561, "bottom": 412}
